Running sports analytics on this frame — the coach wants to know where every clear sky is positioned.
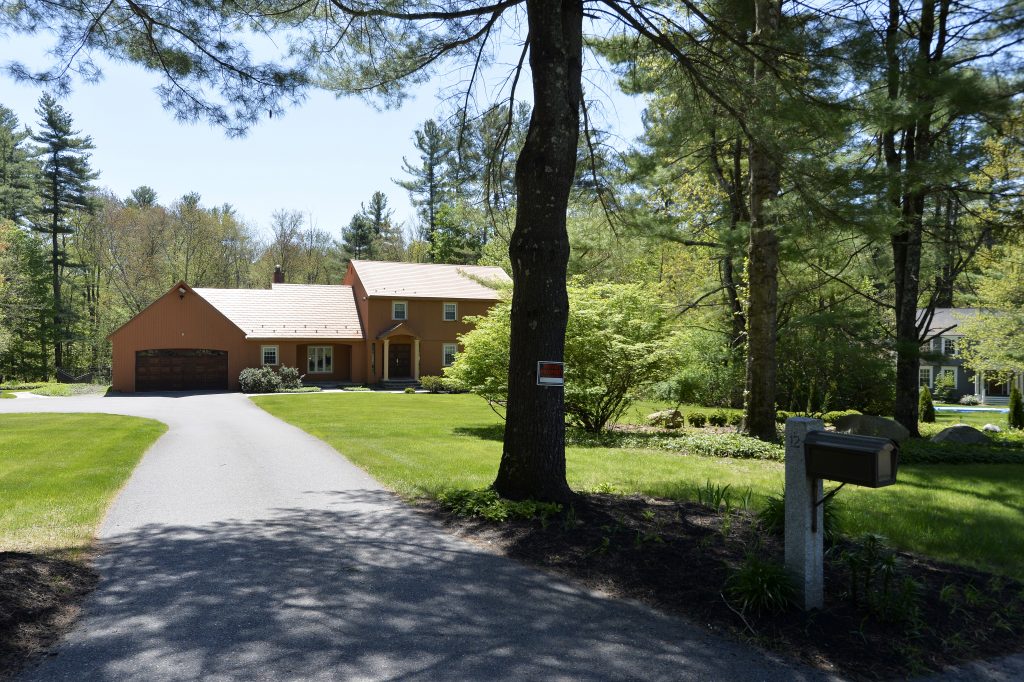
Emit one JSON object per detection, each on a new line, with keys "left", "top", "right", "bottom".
{"left": 2, "top": 33, "right": 647, "bottom": 240}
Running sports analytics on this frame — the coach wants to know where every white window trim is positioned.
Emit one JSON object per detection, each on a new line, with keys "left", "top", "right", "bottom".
{"left": 939, "top": 366, "right": 958, "bottom": 389}
{"left": 307, "top": 345, "right": 334, "bottom": 374}
{"left": 261, "top": 345, "right": 279, "bottom": 366}
{"left": 919, "top": 365, "right": 933, "bottom": 388}
{"left": 442, "top": 343, "right": 458, "bottom": 367}
{"left": 392, "top": 300, "right": 408, "bottom": 321}
{"left": 443, "top": 302, "right": 458, "bottom": 322}
{"left": 942, "top": 337, "right": 958, "bottom": 356}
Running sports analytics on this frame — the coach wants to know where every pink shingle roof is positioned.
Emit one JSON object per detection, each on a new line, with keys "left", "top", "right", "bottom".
{"left": 350, "top": 260, "right": 511, "bottom": 299}
{"left": 193, "top": 284, "right": 363, "bottom": 339}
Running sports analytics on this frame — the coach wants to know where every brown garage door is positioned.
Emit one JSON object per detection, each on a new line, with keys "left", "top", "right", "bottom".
{"left": 135, "top": 349, "right": 228, "bottom": 391}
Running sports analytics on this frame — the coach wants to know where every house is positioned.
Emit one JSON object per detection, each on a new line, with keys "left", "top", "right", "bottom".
{"left": 918, "top": 307, "right": 1023, "bottom": 405}
{"left": 109, "top": 260, "right": 511, "bottom": 392}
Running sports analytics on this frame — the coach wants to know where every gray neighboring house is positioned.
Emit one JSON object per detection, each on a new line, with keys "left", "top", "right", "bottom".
{"left": 918, "top": 307, "right": 1024, "bottom": 405}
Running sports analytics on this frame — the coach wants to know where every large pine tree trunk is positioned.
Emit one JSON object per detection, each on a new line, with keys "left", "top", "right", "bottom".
{"left": 493, "top": 0, "right": 582, "bottom": 503}
{"left": 742, "top": 0, "right": 781, "bottom": 441}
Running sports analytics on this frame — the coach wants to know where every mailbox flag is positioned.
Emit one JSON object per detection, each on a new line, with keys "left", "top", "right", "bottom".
{"left": 537, "top": 361, "right": 564, "bottom": 386}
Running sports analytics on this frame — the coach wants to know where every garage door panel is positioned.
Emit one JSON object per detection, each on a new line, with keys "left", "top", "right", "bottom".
{"left": 136, "top": 349, "right": 228, "bottom": 391}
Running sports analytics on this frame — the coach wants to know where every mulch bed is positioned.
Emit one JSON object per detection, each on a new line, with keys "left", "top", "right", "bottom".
{"left": 0, "top": 552, "right": 97, "bottom": 680}
{"left": 420, "top": 494, "right": 1024, "bottom": 680}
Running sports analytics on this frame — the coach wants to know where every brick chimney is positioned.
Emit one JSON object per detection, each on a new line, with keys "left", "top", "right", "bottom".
{"left": 273, "top": 265, "right": 284, "bottom": 284}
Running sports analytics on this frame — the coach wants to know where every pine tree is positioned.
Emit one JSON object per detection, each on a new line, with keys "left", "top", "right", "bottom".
{"left": 341, "top": 213, "right": 374, "bottom": 260}
{"left": 0, "top": 105, "right": 38, "bottom": 224}
{"left": 396, "top": 120, "right": 450, "bottom": 255}
{"left": 30, "top": 94, "right": 96, "bottom": 370}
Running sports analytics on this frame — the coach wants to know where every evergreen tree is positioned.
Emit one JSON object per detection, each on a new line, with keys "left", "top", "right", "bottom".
{"left": 0, "top": 220, "right": 53, "bottom": 379}
{"left": 1010, "top": 386, "right": 1024, "bottom": 431}
{"left": 362, "top": 191, "right": 404, "bottom": 260}
{"left": 396, "top": 119, "right": 450, "bottom": 254}
{"left": 341, "top": 213, "right": 374, "bottom": 260}
{"left": 30, "top": 94, "right": 97, "bottom": 370}
{"left": 0, "top": 105, "right": 38, "bottom": 223}
{"left": 919, "top": 385, "right": 936, "bottom": 423}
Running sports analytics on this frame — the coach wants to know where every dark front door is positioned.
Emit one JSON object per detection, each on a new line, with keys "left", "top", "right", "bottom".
{"left": 389, "top": 343, "right": 412, "bottom": 379}
{"left": 136, "top": 349, "right": 228, "bottom": 391}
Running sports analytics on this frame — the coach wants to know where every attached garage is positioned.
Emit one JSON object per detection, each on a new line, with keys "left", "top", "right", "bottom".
{"left": 135, "top": 349, "right": 228, "bottom": 391}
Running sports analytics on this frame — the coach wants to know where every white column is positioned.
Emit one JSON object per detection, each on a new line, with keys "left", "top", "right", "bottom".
{"left": 785, "top": 417, "right": 825, "bottom": 610}
{"left": 383, "top": 338, "right": 390, "bottom": 381}
{"left": 980, "top": 371, "right": 986, "bottom": 404}
{"left": 413, "top": 339, "right": 420, "bottom": 380}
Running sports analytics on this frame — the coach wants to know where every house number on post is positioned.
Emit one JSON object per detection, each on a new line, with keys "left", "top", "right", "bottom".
{"left": 537, "top": 361, "right": 564, "bottom": 387}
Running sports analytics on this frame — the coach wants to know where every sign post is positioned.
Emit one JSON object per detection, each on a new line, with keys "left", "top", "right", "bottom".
{"left": 536, "top": 361, "right": 564, "bottom": 387}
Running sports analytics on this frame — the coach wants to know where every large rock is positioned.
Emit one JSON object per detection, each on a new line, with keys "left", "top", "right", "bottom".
{"left": 931, "top": 425, "right": 991, "bottom": 445}
{"left": 647, "top": 409, "right": 683, "bottom": 429}
{"left": 982, "top": 423, "right": 1001, "bottom": 433}
{"left": 834, "top": 414, "right": 911, "bottom": 443}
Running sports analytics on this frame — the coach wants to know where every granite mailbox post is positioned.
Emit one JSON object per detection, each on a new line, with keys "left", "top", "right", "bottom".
{"left": 785, "top": 418, "right": 899, "bottom": 610}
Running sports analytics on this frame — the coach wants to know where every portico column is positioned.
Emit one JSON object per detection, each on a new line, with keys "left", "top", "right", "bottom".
{"left": 413, "top": 339, "right": 420, "bottom": 380}
{"left": 383, "top": 338, "right": 390, "bottom": 381}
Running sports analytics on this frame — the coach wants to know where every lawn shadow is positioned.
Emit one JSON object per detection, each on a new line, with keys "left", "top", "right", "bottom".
{"left": 102, "top": 389, "right": 236, "bottom": 399}
{"left": 451, "top": 424, "right": 505, "bottom": 441}
{"left": 19, "top": 489, "right": 823, "bottom": 681}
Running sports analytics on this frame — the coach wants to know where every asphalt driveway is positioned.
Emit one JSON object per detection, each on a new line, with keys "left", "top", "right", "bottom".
{"left": 0, "top": 391, "right": 959, "bottom": 680}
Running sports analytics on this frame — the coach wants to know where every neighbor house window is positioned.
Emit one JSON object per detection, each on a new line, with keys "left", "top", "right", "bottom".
{"left": 443, "top": 302, "right": 458, "bottom": 322}
{"left": 261, "top": 345, "right": 279, "bottom": 366}
{"left": 919, "top": 366, "right": 933, "bottom": 388}
{"left": 943, "top": 337, "right": 958, "bottom": 356}
{"left": 392, "top": 300, "right": 407, "bottom": 320}
{"left": 308, "top": 346, "right": 333, "bottom": 374}
{"left": 939, "top": 366, "right": 958, "bottom": 389}
{"left": 443, "top": 343, "right": 458, "bottom": 367}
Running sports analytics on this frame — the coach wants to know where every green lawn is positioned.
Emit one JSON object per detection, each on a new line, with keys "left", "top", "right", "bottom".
{"left": 0, "top": 413, "right": 166, "bottom": 552}
{"left": 0, "top": 391, "right": 13, "bottom": 399}
{"left": 29, "top": 383, "right": 110, "bottom": 397}
{"left": 254, "top": 392, "right": 1024, "bottom": 579}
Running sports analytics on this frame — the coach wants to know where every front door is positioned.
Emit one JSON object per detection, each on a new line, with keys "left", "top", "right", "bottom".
{"left": 389, "top": 343, "right": 412, "bottom": 378}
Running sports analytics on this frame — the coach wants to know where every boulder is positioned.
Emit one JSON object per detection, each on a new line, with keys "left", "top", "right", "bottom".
{"left": 833, "top": 414, "right": 911, "bottom": 443}
{"left": 931, "top": 425, "right": 991, "bottom": 445}
{"left": 982, "top": 423, "right": 1002, "bottom": 433}
{"left": 648, "top": 409, "right": 683, "bottom": 429}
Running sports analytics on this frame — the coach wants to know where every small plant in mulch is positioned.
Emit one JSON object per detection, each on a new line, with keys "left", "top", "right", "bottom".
{"left": 424, "top": 492, "right": 1024, "bottom": 679}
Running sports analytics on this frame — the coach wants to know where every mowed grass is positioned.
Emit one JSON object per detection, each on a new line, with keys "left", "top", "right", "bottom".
{"left": 0, "top": 413, "right": 166, "bottom": 552}
{"left": 254, "top": 392, "right": 1024, "bottom": 579}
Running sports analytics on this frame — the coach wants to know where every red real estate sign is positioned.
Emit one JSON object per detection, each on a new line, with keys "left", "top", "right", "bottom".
{"left": 537, "top": 361, "right": 564, "bottom": 387}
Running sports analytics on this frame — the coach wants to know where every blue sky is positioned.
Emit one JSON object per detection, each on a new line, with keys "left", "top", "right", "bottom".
{"left": 2, "top": 33, "right": 647, "bottom": 240}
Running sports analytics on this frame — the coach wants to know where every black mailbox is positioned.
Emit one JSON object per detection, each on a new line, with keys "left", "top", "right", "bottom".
{"left": 804, "top": 431, "right": 898, "bottom": 488}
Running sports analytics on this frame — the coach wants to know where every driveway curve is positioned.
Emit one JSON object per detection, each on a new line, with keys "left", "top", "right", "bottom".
{"left": 3, "top": 391, "right": 840, "bottom": 681}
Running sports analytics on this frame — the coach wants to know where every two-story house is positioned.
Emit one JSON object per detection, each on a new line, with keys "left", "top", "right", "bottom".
{"left": 918, "top": 307, "right": 1023, "bottom": 405}
{"left": 109, "top": 260, "right": 510, "bottom": 392}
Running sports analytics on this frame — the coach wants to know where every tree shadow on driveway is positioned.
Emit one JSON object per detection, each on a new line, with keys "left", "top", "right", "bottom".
{"left": 19, "top": 489, "right": 827, "bottom": 682}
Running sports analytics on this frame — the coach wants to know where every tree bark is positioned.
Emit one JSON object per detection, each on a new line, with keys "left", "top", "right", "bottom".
{"left": 493, "top": 0, "right": 582, "bottom": 503}
{"left": 742, "top": 0, "right": 781, "bottom": 441}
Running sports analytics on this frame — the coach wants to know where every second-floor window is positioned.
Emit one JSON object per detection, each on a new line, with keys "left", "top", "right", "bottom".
{"left": 943, "top": 337, "right": 958, "bottom": 356}
{"left": 443, "top": 302, "right": 458, "bottom": 322}
{"left": 392, "top": 300, "right": 407, "bottom": 320}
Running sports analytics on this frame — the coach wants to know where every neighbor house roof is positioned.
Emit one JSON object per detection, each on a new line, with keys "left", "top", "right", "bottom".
{"left": 349, "top": 260, "right": 511, "bottom": 299}
{"left": 194, "top": 284, "right": 363, "bottom": 339}
{"left": 917, "top": 307, "right": 985, "bottom": 337}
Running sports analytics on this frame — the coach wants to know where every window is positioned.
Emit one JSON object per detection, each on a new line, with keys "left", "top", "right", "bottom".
{"left": 939, "top": 366, "right": 958, "bottom": 389}
{"left": 392, "top": 300, "right": 407, "bottom": 320}
{"left": 443, "top": 302, "right": 458, "bottom": 322}
{"left": 918, "top": 366, "right": 933, "bottom": 388}
{"left": 443, "top": 343, "right": 458, "bottom": 367}
{"left": 261, "top": 345, "right": 279, "bottom": 366}
{"left": 307, "top": 346, "right": 333, "bottom": 374}
{"left": 943, "top": 337, "right": 958, "bottom": 356}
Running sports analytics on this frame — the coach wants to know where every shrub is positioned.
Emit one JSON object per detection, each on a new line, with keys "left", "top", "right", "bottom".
{"left": 1010, "top": 386, "right": 1024, "bottom": 430}
{"left": 277, "top": 366, "right": 303, "bottom": 390}
{"left": 437, "top": 488, "right": 562, "bottom": 524}
{"left": 239, "top": 367, "right": 282, "bottom": 393}
{"left": 419, "top": 375, "right": 447, "bottom": 393}
{"left": 403, "top": 386, "right": 416, "bottom": 394}
{"left": 728, "top": 412, "right": 743, "bottom": 427}
{"left": 758, "top": 490, "right": 843, "bottom": 545}
{"left": 823, "top": 410, "right": 861, "bottom": 425}
{"left": 775, "top": 410, "right": 791, "bottom": 424}
{"left": 687, "top": 412, "right": 707, "bottom": 428}
{"left": 708, "top": 411, "right": 728, "bottom": 427}
{"left": 919, "top": 386, "right": 936, "bottom": 423}
{"left": 959, "top": 394, "right": 980, "bottom": 406}
{"left": 933, "top": 372, "right": 957, "bottom": 403}
{"left": 566, "top": 429, "right": 785, "bottom": 461}
{"left": 725, "top": 554, "right": 796, "bottom": 616}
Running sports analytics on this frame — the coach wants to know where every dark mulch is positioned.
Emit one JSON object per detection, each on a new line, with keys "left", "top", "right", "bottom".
{"left": 0, "top": 552, "right": 97, "bottom": 680}
{"left": 420, "top": 494, "right": 1024, "bottom": 680}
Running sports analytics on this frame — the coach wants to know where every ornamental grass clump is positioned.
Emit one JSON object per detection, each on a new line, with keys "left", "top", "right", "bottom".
{"left": 725, "top": 554, "right": 797, "bottom": 616}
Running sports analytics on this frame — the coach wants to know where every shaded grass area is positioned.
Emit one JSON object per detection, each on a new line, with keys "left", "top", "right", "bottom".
{"left": 253, "top": 393, "right": 1024, "bottom": 579}
{"left": 0, "top": 413, "right": 166, "bottom": 552}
